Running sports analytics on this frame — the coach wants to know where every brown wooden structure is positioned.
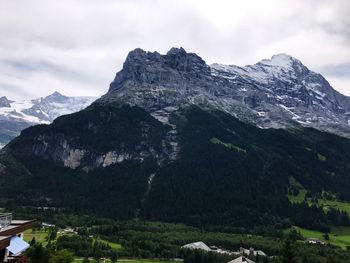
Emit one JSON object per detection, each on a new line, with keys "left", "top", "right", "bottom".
{"left": 0, "top": 214, "right": 35, "bottom": 263}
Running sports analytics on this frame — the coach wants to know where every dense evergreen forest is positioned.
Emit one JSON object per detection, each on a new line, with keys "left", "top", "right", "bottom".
{"left": 2, "top": 105, "right": 350, "bottom": 233}
{"left": 13, "top": 208, "right": 350, "bottom": 263}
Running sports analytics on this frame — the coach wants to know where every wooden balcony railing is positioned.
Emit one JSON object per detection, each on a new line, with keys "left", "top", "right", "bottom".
{"left": 0, "top": 213, "right": 12, "bottom": 229}
{"left": 7, "top": 255, "right": 29, "bottom": 263}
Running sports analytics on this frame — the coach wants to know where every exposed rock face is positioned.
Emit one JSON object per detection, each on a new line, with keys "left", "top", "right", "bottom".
{"left": 98, "top": 48, "right": 350, "bottom": 137}
{"left": 24, "top": 133, "right": 157, "bottom": 170}
{"left": 0, "top": 97, "right": 11, "bottom": 108}
{"left": 4, "top": 47, "right": 350, "bottom": 171}
{"left": 64, "top": 148, "right": 86, "bottom": 169}
{"left": 3, "top": 104, "right": 170, "bottom": 171}
{"left": 102, "top": 48, "right": 211, "bottom": 113}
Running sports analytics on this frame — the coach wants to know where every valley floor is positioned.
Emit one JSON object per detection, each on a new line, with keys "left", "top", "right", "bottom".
{"left": 19, "top": 216, "right": 350, "bottom": 263}
{"left": 73, "top": 259, "right": 180, "bottom": 263}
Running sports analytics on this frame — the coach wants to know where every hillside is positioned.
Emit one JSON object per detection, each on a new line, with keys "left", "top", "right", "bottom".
{"left": 1, "top": 48, "right": 350, "bottom": 231}
{"left": 2, "top": 104, "right": 350, "bottom": 231}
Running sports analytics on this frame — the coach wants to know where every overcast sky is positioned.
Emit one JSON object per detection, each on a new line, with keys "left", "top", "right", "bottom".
{"left": 1, "top": 0, "right": 350, "bottom": 100}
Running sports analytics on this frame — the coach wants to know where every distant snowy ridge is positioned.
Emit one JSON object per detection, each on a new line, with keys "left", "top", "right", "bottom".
{"left": 0, "top": 92, "right": 96, "bottom": 147}
{"left": 210, "top": 53, "right": 350, "bottom": 133}
{"left": 211, "top": 54, "right": 306, "bottom": 84}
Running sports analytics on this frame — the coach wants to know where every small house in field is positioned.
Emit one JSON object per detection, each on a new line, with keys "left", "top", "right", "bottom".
{"left": 42, "top": 222, "right": 55, "bottom": 228}
{"left": 63, "top": 227, "right": 74, "bottom": 233}
{"left": 306, "top": 238, "right": 325, "bottom": 245}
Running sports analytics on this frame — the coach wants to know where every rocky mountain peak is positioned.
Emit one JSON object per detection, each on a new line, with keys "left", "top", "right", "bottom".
{"left": 257, "top": 53, "right": 310, "bottom": 76}
{"left": 43, "top": 91, "right": 69, "bottom": 103}
{"left": 0, "top": 96, "right": 11, "bottom": 108}
{"left": 259, "top": 53, "right": 297, "bottom": 66}
{"left": 164, "top": 47, "right": 209, "bottom": 73}
{"left": 166, "top": 47, "right": 187, "bottom": 56}
{"left": 101, "top": 48, "right": 350, "bottom": 137}
{"left": 47, "top": 91, "right": 65, "bottom": 98}
{"left": 108, "top": 47, "right": 210, "bottom": 93}
{"left": 124, "top": 48, "right": 162, "bottom": 64}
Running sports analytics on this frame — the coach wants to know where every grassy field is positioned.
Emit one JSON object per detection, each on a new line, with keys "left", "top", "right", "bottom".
{"left": 23, "top": 228, "right": 73, "bottom": 246}
{"left": 287, "top": 176, "right": 350, "bottom": 216}
{"left": 93, "top": 238, "right": 123, "bottom": 250}
{"left": 73, "top": 259, "right": 181, "bottom": 263}
{"left": 117, "top": 260, "right": 180, "bottom": 263}
{"left": 318, "top": 199, "right": 350, "bottom": 215}
{"left": 288, "top": 189, "right": 307, "bottom": 203}
{"left": 23, "top": 229, "right": 124, "bottom": 251}
{"left": 288, "top": 191, "right": 350, "bottom": 215}
{"left": 23, "top": 229, "right": 49, "bottom": 245}
{"left": 287, "top": 226, "right": 350, "bottom": 249}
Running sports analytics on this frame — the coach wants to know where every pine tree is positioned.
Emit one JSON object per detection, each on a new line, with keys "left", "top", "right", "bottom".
{"left": 302, "top": 255, "right": 308, "bottom": 263}
{"left": 30, "top": 237, "right": 36, "bottom": 246}
{"left": 326, "top": 256, "right": 340, "bottom": 263}
{"left": 110, "top": 250, "right": 118, "bottom": 263}
{"left": 281, "top": 239, "right": 297, "bottom": 263}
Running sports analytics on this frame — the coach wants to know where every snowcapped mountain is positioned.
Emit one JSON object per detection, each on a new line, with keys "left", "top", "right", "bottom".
{"left": 99, "top": 48, "right": 350, "bottom": 137}
{"left": 0, "top": 92, "right": 96, "bottom": 147}
{"left": 19, "top": 91, "right": 97, "bottom": 122}
{"left": 5, "top": 48, "right": 350, "bottom": 229}
{"left": 211, "top": 54, "right": 350, "bottom": 132}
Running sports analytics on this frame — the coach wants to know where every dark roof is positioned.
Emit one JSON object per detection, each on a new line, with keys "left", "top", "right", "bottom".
{"left": 0, "top": 220, "right": 36, "bottom": 237}
{"left": 0, "top": 236, "right": 11, "bottom": 250}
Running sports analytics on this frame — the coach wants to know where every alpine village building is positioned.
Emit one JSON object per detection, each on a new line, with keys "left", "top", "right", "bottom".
{"left": 0, "top": 213, "right": 35, "bottom": 263}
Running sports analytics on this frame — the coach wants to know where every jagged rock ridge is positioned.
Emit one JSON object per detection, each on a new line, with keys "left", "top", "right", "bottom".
{"left": 3, "top": 48, "right": 350, "bottom": 228}
{"left": 3, "top": 47, "right": 350, "bottom": 170}
{"left": 98, "top": 48, "right": 350, "bottom": 137}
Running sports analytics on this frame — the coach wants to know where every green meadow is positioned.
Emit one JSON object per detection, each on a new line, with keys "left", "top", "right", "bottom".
{"left": 286, "top": 226, "right": 350, "bottom": 249}
{"left": 287, "top": 176, "right": 350, "bottom": 216}
{"left": 73, "top": 259, "right": 181, "bottom": 263}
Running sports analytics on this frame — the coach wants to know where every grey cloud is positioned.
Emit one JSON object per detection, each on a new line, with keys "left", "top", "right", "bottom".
{"left": 0, "top": 0, "right": 350, "bottom": 99}
{"left": 0, "top": 81, "right": 33, "bottom": 99}
{"left": 315, "top": 0, "right": 350, "bottom": 43}
{"left": 0, "top": 59, "right": 105, "bottom": 85}
{"left": 321, "top": 63, "right": 350, "bottom": 77}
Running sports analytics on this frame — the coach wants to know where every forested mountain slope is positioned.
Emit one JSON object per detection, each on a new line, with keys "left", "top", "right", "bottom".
{"left": 1, "top": 47, "right": 350, "bottom": 231}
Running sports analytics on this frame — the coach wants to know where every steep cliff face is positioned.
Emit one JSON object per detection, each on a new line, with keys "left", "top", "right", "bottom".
{"left": 99, "top": 48, "right": 212, "bottom": 119}
{"left": 3, "top": 47, "right": 350, "bottom": 173}
{"left": 99, "top": 48, "right": 350, "bottom": 137}
{"left": 2, "top": 47, "right": 350, "bottom": 227}
{"left": 3, "top": 104, "right": 170, "bottom": 171}
{"left": 3, "top": 105, "right": 350, "bottom": 227}
{"left": 0, "top": 97, "right": 11, "bottom": 108}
